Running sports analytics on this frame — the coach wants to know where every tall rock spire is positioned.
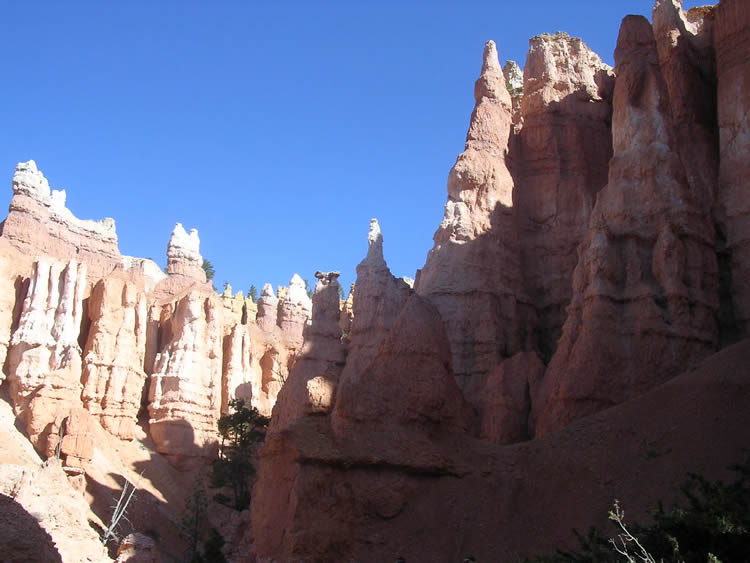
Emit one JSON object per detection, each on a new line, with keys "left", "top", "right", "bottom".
{"left": 165, "top": 222, "right": 205, "bottom": 282}
{"left": 416, "top": 39, "right": 534, "bottom": 398}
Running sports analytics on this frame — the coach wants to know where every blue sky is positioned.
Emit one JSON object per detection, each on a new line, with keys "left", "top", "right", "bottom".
{"left": 1, "top": 1, "right": 707, "bottom": 294}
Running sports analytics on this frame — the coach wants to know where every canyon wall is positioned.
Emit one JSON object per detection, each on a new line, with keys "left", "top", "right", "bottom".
{"left": 0, "top": 161, "right": 318, "bottom": 469}
{"left": 250, "top": 1, "right": 750, "bottom": 560}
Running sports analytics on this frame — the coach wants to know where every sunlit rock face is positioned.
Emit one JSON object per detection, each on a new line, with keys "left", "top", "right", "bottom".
{"left": 6, "top": 260, "right": 88, "bottom": 455}
{"left": 536, "top": 14, "right": 719, "bottom": 436}
{"left": 277, "top": 273, "right": 312, "bottom": 346}
{"left": 81, "top": 277, "right": 149, "bottom": 440}
{"left": 2, "top": 161, "right": 121, "bottom": 281}
{"left": 148, "top": 291, "right": 223, "bottom": 464}
{"left": 165, "top": 222, "right": 205, "bottom": 281}
{"left": 0, "top": 159, "right": 318, "bottom": 475}
{"left": 416, "top": 41, "right": 535, "bottom": 400}
{"left": 256, "top": 283, "right": 279, "bottom": 333}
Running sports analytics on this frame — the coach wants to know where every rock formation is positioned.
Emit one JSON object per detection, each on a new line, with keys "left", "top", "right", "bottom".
{"left": 82, "top": 277, "right": 148, "bottom": 440}
{"left": 536, "top": 13, "right": 719, "bottom": 435}
{"left": 0, "top": 1, "right": 749, "bottom": 561}
{"left": 715, "top": 0, "right": 750, "bottom": 337}
{"left": 165, "top": 222, "right": 205, "bottom": 282}
{"left": 255, "top": 283, "right": 278, "bottom": 333}
{"left": 277, "top": 273, "right": 312, "bottom": 345}
{"left": 250, "top": 2, "right": 750, "bottom": 560}
{"left": 0, "top": 159, "right": 314, "bottom": 467}
{"left": 148, "top": 291, "right": 223, "bottom": 464}
{"left": 517, "top": 32, "right": 614, "bottom": 360}
{"left": 115, "top": 533, "right": 159, "bottom": 563}
{"left": 222, "top": 321, "right": 253, "bottom": 412}
{"left": 1, "top": 459, "right": 110, "bottom": 562}
{"left": 502, "top": 60, "right": 523, "bottom": 119}
{"left": 479, "top": 350, "right": 545, "bottom": 444}
{"left": 6, "top": 260, "right": 87, "bottom": 454}
{"left": 269, "top": 270, "right": 345, "bottom": 432}
{"left": 2, "top": 161, "right": 120, "bottom": 281}
{"left": 252, "top": 222, "right": 472, "bottom": 559}
{"left": 415, "top": 41, "right": 534, "bottom": 399}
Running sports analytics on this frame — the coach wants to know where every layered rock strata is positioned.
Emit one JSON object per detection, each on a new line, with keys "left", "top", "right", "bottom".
{"left": 252, "top": 223, "right": 472, "bottom": 559}
{"left": 251, "top": 3, "right": 750, "bottom": 559}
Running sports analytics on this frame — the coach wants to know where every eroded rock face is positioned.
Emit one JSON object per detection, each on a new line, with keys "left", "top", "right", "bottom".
{"left": 337, "top": 220, "right": 411, "bottom": 383}
{"left": 222, "top": 322, "right": 254, "bottom": 412}
{"left": 255, "top": 283, "right": 278, "bottom": 333}
{"left": 416, "top": 41, "right": 535, "bottom": 398}
{"left": 148, "top": 291, "right": 223, "bottom": 463}
{"left": 82, "top": 277, "right": 149, "bottom": 440}
{"left": 277, "top": 273, "right": 312, "bottom": 347}
{"left": 333, "top": 294, "right": 471, "bottom": 434}
{"left": 503, "top": 59, "right": 524, "bottom": 121}
{"left": 479, "top": 350, "right": 545, "bottom": 444}
{"left": 7, "top": 260, "right": 87, "bottom": 453}
{"left": 0, "top": 160, "right": 315, "bottom": 470}
{"left": 715, "top": 0, "right": 750, "bottom": 337}
{"left": 254, "top": 339, "right": 750, "bottom": 562}
{"left": 165, "top": 222, "right": 205, "bottom": 282}
{"left": 536, "top": 15, "right": 719, "bottom": 435}
{"left": 2, "top": 161, "right": 120, "bottom": 281}
{"left": 252, "top": 224, "right": 471, "bottom": 560}
{"left": 0, "top": 246, "right": 25, "bottom": 381}
{"left": 517, "top": 32, "right": 614, "bottom": 360}
{"left": 270, "top": 271, "right": 345, "bottom": 432}
{"left": 1, "top": 460, "right": 110, "bottom": 563}
{"left": 116, "top": 533, "right": 159, "bottom": 563}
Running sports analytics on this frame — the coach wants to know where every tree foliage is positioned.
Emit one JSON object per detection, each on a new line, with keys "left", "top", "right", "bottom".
{"left": 248, "top": 285, "right": 258, "bottom": 303}
{"left": 201, "top": 259, "right": 215, "bottom": 281}
{"left": 526, "top": 454, "right": 750, "bottom": 563}
{"left": 180, "top": 478, "right": 207, "bottom": 562}
{"left": 303, "top": 278, "right": 313, "bottom": 299}
{"left": 210, "top": 399, "right": 270, "bottom": 510}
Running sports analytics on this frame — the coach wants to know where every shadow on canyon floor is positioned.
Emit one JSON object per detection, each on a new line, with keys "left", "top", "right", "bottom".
{"left": 0, "top": 493, "right": 62, "bottom": 563}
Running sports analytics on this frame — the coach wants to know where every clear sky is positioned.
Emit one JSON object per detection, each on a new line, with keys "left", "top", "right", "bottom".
{"left": 1, "top": 1, "right": 708, "bottom": 294}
